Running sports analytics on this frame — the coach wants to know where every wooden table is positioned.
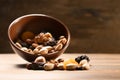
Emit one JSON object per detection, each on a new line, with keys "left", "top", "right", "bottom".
{"left": 0, "top": 53, "right": 120, "bottom": 80}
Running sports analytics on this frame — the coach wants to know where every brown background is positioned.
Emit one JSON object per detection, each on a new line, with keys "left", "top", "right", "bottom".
{"left": 0, "top": 0, "right": 120, "bottom": 53}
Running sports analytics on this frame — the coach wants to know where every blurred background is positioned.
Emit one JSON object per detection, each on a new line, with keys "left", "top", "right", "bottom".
{"left": 1, "top": 0, "right": 120, "bottom": 53}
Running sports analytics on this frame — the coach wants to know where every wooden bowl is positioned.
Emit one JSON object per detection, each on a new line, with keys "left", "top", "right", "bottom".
{"left": 8, "top": 14, "right": 70, "bottom": 62}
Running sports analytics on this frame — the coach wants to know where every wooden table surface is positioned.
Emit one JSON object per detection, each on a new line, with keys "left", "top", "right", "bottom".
{"left": 0, "top": 53, "right": 120, "bottom": 80}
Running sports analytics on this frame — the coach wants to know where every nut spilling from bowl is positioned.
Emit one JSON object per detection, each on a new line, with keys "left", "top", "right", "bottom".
{"left": 15, "top": 31, "right": 67, "bottom": 55}
{"left": 26, "top": 55, "right": 91, "bottom": 71}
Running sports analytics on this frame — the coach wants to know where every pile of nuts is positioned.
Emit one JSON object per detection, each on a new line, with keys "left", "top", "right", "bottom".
{"left": 15, "top": 31, "right": 91, "bottom": 71}
{"left": 15, "top": 31, "right": 67, "bottom": 55}
{"left": 26, "top": 55, "right": 91, "bottom": 70}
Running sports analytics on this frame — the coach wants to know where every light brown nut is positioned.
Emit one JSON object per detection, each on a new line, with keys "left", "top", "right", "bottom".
{"left": 39, "top": 48, "right": 48, "bottom": 55}
{"left": 44, "top": 63, "right": 54, "bottom": 70}
{"left": 57, "top": 38, "right": 67, "bottom": 45}
{"left": 54, "top": 43, "right": 63, "bottom": 51}
{"left": 44, "top": 46, "right": 53, "bottom": 51}
{"left": 44, "top": 32, "right": 52, "bottom": 38}
{"left": 20, "top": 47, "right": 28, "bottom": 52}
{"left": 48, "top": 50, "right": 55, "bottom": 53}
{"left": 82, "top": 63, "right": 90, "bottom": 70}
{"left": 34, "top": 56, "right": 46, "bottom": 63}
{"left": 32, "top": 43, "right": 39, "bottom": 48}
{"left": 28, "top": 49, "right": 34, "bottom": 54}
{"left": 79, "top": 59, "right": 88, "bottom": 66}
{"left": 66, "top": 63, "right": 78, "bottom": 70}
{"left": 59, "top": 36, "right": 65, "bottom": 39}
{"left": 33, "top": 48, "right": 39, "bottom": 54}
{"left": 36, "top": 45, "right": 43, "bottom": 50}
{"left": 15, "top": 42, "right": 22, "bottom": 48}
{"left": 57, "top": 63, "right": 64, "bottom": 70}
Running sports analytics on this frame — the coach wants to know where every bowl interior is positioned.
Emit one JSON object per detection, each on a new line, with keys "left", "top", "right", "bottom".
{"left": 8, "top": 14, "right": 70, "bottom": 62}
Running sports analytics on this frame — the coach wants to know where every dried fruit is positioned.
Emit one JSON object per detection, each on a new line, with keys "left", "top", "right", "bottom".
{"left": 21, "top": 31, "right": 34, "bottom": 41}
{"left": 66, "top": 63, "right": 78, "bottom": 70}
{"left": 63, "top": 58, "right": 78, "bottom": 69}
{"left": 75, "top": 55, "right": 90, "bottom": 63}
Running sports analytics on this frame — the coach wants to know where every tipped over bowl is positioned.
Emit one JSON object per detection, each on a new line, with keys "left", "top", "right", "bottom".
{"left": 8, "top": 14, "right": 70, "bottom": 62}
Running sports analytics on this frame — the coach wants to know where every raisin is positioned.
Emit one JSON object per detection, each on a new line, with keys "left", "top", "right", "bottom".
{"left": 26, "top": 62, "right": 45, "bottom": 70}
{"left": 75, "top": 55, "right": 90, "bottom": 63}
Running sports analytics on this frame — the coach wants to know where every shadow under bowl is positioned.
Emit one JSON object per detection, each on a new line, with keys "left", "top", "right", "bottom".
{"left": 8, "top": 14, "right": 70, "bottom": 62}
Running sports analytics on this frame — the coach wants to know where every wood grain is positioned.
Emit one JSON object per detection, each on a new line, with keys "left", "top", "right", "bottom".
{"left": 0, "top": 53, "right": 120, "bottom": 80}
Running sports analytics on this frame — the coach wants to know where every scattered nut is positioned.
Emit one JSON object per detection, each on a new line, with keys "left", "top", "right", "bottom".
{"left": 82, "top": 63, "right": 90, "bottom": 70}
{"left": 57, "top": 63, "right": 64, "bottom": 70}
{"left": 79, "top": 59, "right": 88, "bottom": 66}
{"left": 44, "top": 63, "right": 55, "bottom": 71}
{"left": 32, "top": 43, "right": 39, "bottom": 48}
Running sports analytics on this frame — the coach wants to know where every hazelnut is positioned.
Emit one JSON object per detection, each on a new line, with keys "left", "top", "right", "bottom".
{"left": 34, "top": 56, "right": 46, "bottom": 63}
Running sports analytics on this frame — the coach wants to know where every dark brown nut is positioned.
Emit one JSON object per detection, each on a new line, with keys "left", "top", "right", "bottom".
{"left": 57, "top": 63, "right": 64, "bottom": 70}
{"left": 81, "top": 63, "right": 90, "bottom": 70}
{"left": 39, "top": 48, "right": 48, "bottom": 55}
{"left": 15, "top": 42, "right": 22, "bottom": 48}
{"left": 66, "top": 63, "right": 78, "bottom": 70}
{"left": 26, "top": 39, "right": 33, "bottom": 44}
{"left": 34, "top": 56, "right": 46, "bottom": 63}
{"left": 44, "top": 63, "right": 55, "bottom": 70}
{"left": 57, "top": 58, "right": 64, "bottom": 63}
{"left": 21, "top": 31, "right": 35, "bottom": 41}
{"left": 44, "top": 39, "right": 57, "bottom": 46}
{"left": 29, "top": 46, "right": 35, "bottom": 50}
{"left": 32, "top": 43, "right": 39, "bottom": 48}
{"left": 54, "top": 43, "right": 63, "bottom": 51}
{"left": 20, "top": 47, "right": 28, "bottom": 52}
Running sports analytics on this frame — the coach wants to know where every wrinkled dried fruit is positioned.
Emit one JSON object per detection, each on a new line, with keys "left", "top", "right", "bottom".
{"left": 75, "top": 55, "right": 90, "bottom": 63}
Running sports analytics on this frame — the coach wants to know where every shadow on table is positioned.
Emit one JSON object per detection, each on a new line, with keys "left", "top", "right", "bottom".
{"left": 15, "top": 64, "right": 27, "bottom": 68}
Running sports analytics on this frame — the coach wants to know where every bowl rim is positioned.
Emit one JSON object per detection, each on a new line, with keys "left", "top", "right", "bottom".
{"left": 8, "top": 14, "right": 70, "bottom": 56}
